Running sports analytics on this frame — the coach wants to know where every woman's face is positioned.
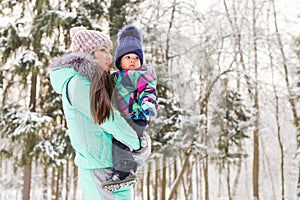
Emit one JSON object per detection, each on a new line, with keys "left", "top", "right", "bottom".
{"left": 120, "top": 53, "right": 141, "bottom": 70}
{"left": 94, "top": 46, "right": 113, "bottom": 72}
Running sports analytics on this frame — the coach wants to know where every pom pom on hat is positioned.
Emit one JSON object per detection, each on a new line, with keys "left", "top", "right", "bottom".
{"left": 118, "top": 25, "right": 142, "bottom": 42}
{"left": 114, "top": 25, "right": 144, "bottom": 70}
{"left": 70, "top": 26, "right": 112, "bottom": 53}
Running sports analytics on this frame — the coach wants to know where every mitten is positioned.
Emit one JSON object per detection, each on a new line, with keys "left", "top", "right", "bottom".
{"left": 132, "top": 133, "right": 151, "bottom": 168}
{"left": 141, "top": 101, "right": 157, "bottom": 117}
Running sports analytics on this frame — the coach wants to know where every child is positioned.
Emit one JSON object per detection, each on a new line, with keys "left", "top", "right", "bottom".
{"left": 101, "top": 25, "right": 157, "bottom": 191}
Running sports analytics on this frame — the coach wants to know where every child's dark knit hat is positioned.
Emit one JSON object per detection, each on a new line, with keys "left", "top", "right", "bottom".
{"left": 114, "top": 25, "right": 144, "bottom": 70}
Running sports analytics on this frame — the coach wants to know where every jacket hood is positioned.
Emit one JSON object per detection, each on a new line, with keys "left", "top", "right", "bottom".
{"left": 49, "top": 52, "right": 98, "bottom": 93}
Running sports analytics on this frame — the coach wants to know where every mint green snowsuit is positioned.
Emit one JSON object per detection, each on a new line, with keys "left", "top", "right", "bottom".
{"left": 49, "top": 53, "right": 140, "bottom": 200}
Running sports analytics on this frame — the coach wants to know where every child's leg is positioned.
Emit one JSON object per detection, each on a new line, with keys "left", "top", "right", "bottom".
{"left": 112, "top": 138, "right": 137, "bottom": 179}
{"left": 111, "top": 120, "right": 146, "bottom": 180}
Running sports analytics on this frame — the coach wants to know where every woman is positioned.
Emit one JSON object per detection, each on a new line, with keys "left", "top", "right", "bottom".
{"left": 49, "top": 26, "right": 149, "bottom": 199}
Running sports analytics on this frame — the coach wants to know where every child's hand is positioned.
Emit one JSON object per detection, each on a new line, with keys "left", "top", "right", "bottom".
{"left": 132, "top": 133, "right": 151, "bottom": 168}
{"left": 141, "top": 102, "right": 157, "bottom": 117}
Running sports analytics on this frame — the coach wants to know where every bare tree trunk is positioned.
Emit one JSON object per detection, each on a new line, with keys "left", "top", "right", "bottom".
{"left": 65, "top": 159, "right": 70, "bottom": 200}
{"left": 168, "top": 158, "right": 172, "bottom": 189}
{"left": 187, "top": 159, "right": 193, "bottom": 200}
{"left": 147, "top": 162, "right": 151, "bottom": 200}
{"left": 139, "top": 171, "right": 144, "bottom": 199}
{"left": 73, "top": 164, "right": 78, "bottom": 200}
{"left": 173, "top": 158, "right": 178, "bottom": 199}
{"left": 199, "top": 157, "right": 203, "bottom": 200}
{"left": 267, "top": 17, "right": 285, "bottom": 199}
{"left": 60, "top": 165, "right": 64, "bottom": 199}
{"left": 182, "top": 156, "right": 190, "bottom": 199}
{"left": 271, "top": 0, "right": 299, "bottom": 128}
{"left": 22, "top": 156, "right": 32, "bottom": 200}
{"left": 203, "top": 157, "right": 209, "bottom": 200}
{"left": 252, "top": 0, "right": 260, "bottom": 199}
{"left": 196, "top": 157, "right": 200, "bottom": 199}
{"left": 199, "top": 85, "right": 210, "bottom": 200}
{"left": 55, "top": 167, "right": 59, "bottom": 200}
{"left": 168, "top": 148, "right": 192, "bottom": 200}
{"left": 43, "top": 165, "right": 48, "bottom": 200}
{"left": 169, "top": 159, "right": 178, "bottom": 199}
{"left": 51, "top": 167, "right": 56, "bottom": 200}
{"left": 154, "top": 159, "right": 159, "bottom": 200}
{"left": 162, "top": 156, "right": 166, "bottom": 200}
{"left": 22, "top": 70, "right": 37, "bottom": 200}
{"left": 182, "top": 173, "right": 187, "bottom": 198}
{"left": 270, "top": 0, "right": 299, "bottom": 197}
{"left": 252, "top": 53, "right": 260, "bottom": 199}
{"left": 253, "top": 130, "right": 260, "bottom": 200}
{"left": 227, "top": 162, "right": 232, "bottom": 200}
{"left": 261, "top": 139, "right": 277, "bottom": 200}
{"left": 55, "top": 165, "right": 63, "bottom": 200}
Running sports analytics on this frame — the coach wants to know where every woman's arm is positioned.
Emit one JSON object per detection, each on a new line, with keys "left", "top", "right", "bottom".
{"left": 69, "top": 74, "right": 140, "bottom": 150}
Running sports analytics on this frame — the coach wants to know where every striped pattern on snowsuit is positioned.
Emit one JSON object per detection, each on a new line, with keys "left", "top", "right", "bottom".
{"left": 113, "top": 66, "right": 158, "bottom": 121}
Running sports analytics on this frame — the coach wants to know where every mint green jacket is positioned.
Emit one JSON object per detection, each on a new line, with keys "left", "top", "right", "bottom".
{"left": 49, "top": 53, "right": 140, "bottom": 169}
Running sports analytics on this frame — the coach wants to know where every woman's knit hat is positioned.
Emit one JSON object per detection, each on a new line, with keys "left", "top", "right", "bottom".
{"left": 114, "top": 25, "right": 144, "bottom": 70}
{"left": 70, "top": 26, "right": 112, "bottom": 53}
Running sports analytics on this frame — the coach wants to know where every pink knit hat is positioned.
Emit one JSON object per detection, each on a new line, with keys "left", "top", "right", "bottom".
{"left": 70, "top": 26, "right": 112, "bottom": 53}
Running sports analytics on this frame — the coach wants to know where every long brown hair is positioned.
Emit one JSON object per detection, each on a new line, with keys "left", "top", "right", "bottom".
{"left": 90, "top": 65, "right": 115, "bottom": 125}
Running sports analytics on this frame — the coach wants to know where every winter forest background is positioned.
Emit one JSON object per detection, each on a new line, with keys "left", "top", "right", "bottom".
{"left": 0, "top": 0, "right": 299, "bottom": 199}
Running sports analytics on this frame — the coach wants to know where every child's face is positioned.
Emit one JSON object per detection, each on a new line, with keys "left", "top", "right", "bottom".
{"left": 120, "top": 53, "right": 141, "bottom": 70}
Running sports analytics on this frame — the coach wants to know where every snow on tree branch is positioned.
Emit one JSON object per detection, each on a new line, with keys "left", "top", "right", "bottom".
{"left": 0, "top": 106, "right": 51, "bottom": 137}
